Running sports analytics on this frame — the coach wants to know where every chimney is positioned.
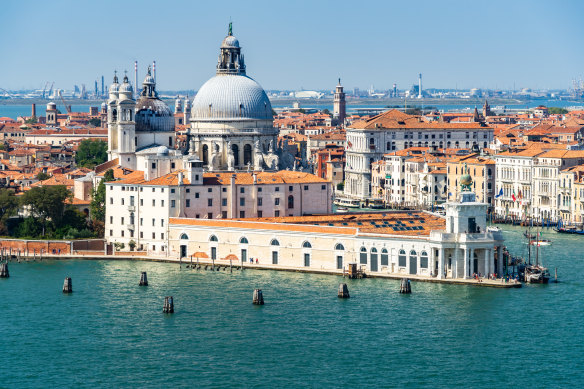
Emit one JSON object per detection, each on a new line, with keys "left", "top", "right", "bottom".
{"left": 177, "top": 172, "right": 183, "bottom": 186}
{"left": 31, "top": 104, "right": 36, "bottom": 118}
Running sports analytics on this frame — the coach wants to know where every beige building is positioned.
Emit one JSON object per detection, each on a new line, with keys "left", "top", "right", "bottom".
{"left": 447, "top": 155, "right": 496, "bottom": 211}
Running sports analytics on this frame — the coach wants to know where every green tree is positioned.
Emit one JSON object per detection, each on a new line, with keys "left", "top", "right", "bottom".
{"left": 0, "top": 189, "right": 18, "bottom": 234}
{"left": 25, "top": 117, "right": 37, "bottom": 124}
{"left": 36, "top": 172, "right": 51, "bottom": 181}
{"left": 89, "top": 118, "right": 101, "bottom": 127}
{"left": 322, "top": 108, "right": 330, "bottom": 115}
{"left": 75, "top": 139, "right": 108, "bottom": 168}
{"left": 548, "top": 107, "right": 568, "bottom": 115}
{"left": 20, "top": 185, "right": 71, "bottom": 236}
{"left": 90, "top": 169, "right": 115, "bottom": 224}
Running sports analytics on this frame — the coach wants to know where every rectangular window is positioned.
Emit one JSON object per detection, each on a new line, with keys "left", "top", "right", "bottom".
{"left": 186, "top": 199, "right": 190, "bottom": 207}
{"left": 275, "top": 187, "right": 280, "bottom": 192}
{"left": 152, "top": 188, "right": 155, "bottom": 192}
{"left": 222, "top": 211, "right": 227, "bottom": 218}
{"left": 240, "top": 187, "right": 245, "bottom": 194}
{"left": 161, "top": 233, "right": 164, "bottom": 240}
{"left": 240, "top": 211, "right": 245, "bottom": 218}
{"left": 161, "top": 200, "right": 164, "bottom": 207}
{"left": 121, "top": 198, "right": 125, "bottom": 205}
{"left": 304, "top": 185, "right": 308, "bottom": 190}
{"left": 208, "top": 199, "right": 213, "bottom": 206}
{"left": 130, "top": 196, "right": 134, "bottom": 206}
{"left": 258, "top": 210, "right": 263, "bottom": 218}
{"left": 110, "top": 230, "right": 113, "bottom": 236}
{"left": 130, "top": 230, "right": 134, "bottom": 238}
{"left": 240, "top": 198, "right": 245, "bottom": 206}
{"left": 161, "top": 219, "right": 164, "bottom": 227}
{"left": 110, "top": 198, "right": 113, "bottom": 204}
{"left": 222, "top": 187, "right": 226, "bottom": 192}
{"left": 121, "top": 230, "right": 124, "bottom": 237}
{"left": 257, "top": 197, "right": 263, "bottom": 206}
{"left": 275, "top": 210, "right": 280, "bottom": 217}
{"left": 110, "top": 216, "right": 113, "bottom": 223}
{"left": 121, "top": 217, "right": 124, "bottom": 225}
{"left": 171, "top": 189, "right": 175, "bottom": 193}
{"left": 171, "top": 162, "right": 175, "bottom": 169}
{"left": 152, "top": 199, "right": 155, "bottom": 206}
{"left": 208, "top": 188, "right": 213, "bottom": 193}
{"left": 152, "top": 163, "right": 156, "bottom": 169}
{"left": 140, "top": 218, "right": 143, "bottom": 226}
{"left": 321, "top": 185, "right": 326, "bottom": 190}
{"left": 140, "top": 199, "right": 143, "bottom": 206}
{"left": 186, "top": 188, "right": 190, "bottom": 193}
{"left": 258, "top": 187, "right": 262, "bottom": 192}
{"left": 195, "top": 192, "right": 200, "bottom": 198}
{"left": 222, "top": 198, "right": 227, "bottom": 206}
{"left": 289, "top": 185, "right": 293, "bottom": 191}
{"left": 161, "top": 188, "right": 164, "bottom": 193}
{"left": 171, "top": 200, "right": 175, "bottom": 208}
{"left": 140, "top": 232, "right": 143, "bottom": 238}
{"left": 275, "top": 198, "right": 280, "bottom": 206}
{"left": 208, "top": 212, "right": 213, "bottom": 219}
{"left": 152, "top": 233, "right": 155, "bottom": 239}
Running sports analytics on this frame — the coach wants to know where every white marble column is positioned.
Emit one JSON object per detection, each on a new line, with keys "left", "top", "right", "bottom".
{"left": 438, "top": 248, "right": 445, "bottom": 279}
{"left": 484, "top": 249, "right": 490, "bottom": 277}
{"left": 463, "top": 247, "right": 468, "bottom": 279}
{"left": 497, "top": 246, "right": 504, "bottom": 277}
{"left": 470, "top": 248, "right": 475, "bottom": 277}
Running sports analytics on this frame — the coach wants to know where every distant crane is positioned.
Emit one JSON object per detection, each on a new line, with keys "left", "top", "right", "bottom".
{"left": 48, "top": 82, "right": 54, "bottom": 99}
{"left": 41, "top": 82, "right": 50, "bottom": 99}
{"left": 58, "top": 90, "right": 72, "bottom": 114}
{"left": 0, "top": 88, "right": 13, "bottom": 99}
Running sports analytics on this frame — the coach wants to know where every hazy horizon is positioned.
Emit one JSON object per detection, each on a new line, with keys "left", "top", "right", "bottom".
{"left": 1, "top": 0, "right": 583, "bottom": 92}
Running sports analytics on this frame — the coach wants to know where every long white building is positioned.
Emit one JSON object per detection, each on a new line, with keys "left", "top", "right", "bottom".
{"left": 344, "top": 109, "right": 494, "bottom": 200}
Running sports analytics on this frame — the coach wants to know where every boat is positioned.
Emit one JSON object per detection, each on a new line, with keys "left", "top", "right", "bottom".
{"left": 487, "top": 226, "right": 501, "bottom": 233}
{"left": 554, "top": 226, "right": 584, "bottom": 235}
{"left": 523, "top": 230, "right": 535, "bottom": 239}
{"left": 524, "top": 265, "right": 550, "bottom": 283}
{"left": 524, "top": 226, "right": 551, "bottom": 284}
{"left": 333, "top": 197, "right": 361, "bottom": 208}
{"left": 530, "top": 239, "right": 551, "bottom": 246}
{"left": 366, "top": 199, "right": 385, "bottom": 209}
{"left": 336, "top": 207, "right": 349, "bottom": 213}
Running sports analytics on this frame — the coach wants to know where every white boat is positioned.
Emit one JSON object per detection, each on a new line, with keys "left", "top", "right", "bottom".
{"left": 487, "top": 226, "right": 501, "bottom": 233}
{"left": 333, "top": 198, "right": 361, "bottom": 208}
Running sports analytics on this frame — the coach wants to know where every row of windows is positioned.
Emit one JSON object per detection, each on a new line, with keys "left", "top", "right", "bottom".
{"left": 199, "top": 235, "right": 346, "bottom": 250}
{"left": 109, "top": 230, "right": 165, "bottom": 240}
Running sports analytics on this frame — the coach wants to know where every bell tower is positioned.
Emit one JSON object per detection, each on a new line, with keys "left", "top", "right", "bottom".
{"left": 107, "top": 72, "right": 120, "bottom": 161}
{"left": 333, "top": 78, "right": 346, "bottom": 126}
{"left": 115, "top": 73, "right": 136, "bottom": 169}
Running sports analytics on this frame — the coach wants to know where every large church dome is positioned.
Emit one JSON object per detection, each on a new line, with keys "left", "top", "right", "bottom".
{"left": 191, "top": 75, "right": 272, "bottom": 121}
{"left": 191, "top": 24, "right": 273, "bottom": 122}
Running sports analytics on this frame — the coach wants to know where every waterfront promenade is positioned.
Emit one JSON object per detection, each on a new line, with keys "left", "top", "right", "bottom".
{"left": 5, "top": 252, "right": 521, "bottom": 288}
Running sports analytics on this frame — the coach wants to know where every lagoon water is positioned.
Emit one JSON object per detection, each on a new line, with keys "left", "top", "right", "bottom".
{"left": 1, "top": 225, "right": 583, "bottom": 388}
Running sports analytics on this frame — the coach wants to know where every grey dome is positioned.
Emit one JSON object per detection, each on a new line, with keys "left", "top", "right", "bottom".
{"left": 135, "top": 97, "right": 174, "bottom": 132}
{"left": 191, "top": 74, "right": 272, "bottom": 121}
{"left": 222, "top": 35, "right": 239, "bottom": 48}
{"left": 119, "top": 82, "right": 133, "bottom": 93}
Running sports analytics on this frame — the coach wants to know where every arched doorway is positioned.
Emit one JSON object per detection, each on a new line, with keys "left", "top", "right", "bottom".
{"left": 231, "top": 143, "right": 240, "bottom": 167}
{"left": 409, "top": 250, "right": 417, "bottom": 275}
{"left": 202, "top": 144, "right": 209, "bottom": 165}
{"left": 370, "top": 247, "right": 378, "bottom": 272}
{"left": 243, "top": 144, "right": 252, "bottom": 166}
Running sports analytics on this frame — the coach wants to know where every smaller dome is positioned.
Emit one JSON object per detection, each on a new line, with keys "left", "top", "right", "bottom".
{"left": 47, "top": 102, "right": 56, "bottom": 109}
{"left": 156, "top": 146, "right": 169, "bottom": 156}
{"left": 143, "top": 74, "right": 155, "bottom": 85}
{"left": 109, "top": 82, "right": 119, "bottom": 93}
{"left": 119, "top": 82, "right": 133, "bottom": 93}
{"left": 222, "top": 35, "right": 239, "bottom": 48}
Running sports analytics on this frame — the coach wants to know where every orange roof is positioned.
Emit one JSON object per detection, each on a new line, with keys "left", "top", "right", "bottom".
{"left": 170, "top": 210, "right": 445, "bottom": 237}
{"left": 350, "top": 109, "right": 490, "bottom": 130}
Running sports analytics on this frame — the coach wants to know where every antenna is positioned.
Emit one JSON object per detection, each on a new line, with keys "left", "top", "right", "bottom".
{"left": 134, "top": 61, "right": 138, "bottom": 98}
{"left": 153, "top": 61, "right": 156, "bottom": 84}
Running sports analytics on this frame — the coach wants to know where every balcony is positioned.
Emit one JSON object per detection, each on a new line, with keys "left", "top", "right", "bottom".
{"left": 127, "top": 224, "right": 135, "bottom": 230}
{"left": 128, "top": 205, "right": 136, "bottom": 212}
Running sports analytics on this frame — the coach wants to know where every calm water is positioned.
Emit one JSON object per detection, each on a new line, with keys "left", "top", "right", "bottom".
{"left": 1, "top": 225, "right": 583, "bottom": 388}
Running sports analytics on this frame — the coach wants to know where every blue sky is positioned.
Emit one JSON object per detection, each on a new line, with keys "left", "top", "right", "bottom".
{"left": 1, "top": 0, "right": 583, "bottom": 92}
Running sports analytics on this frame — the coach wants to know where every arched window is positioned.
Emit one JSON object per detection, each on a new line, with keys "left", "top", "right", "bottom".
{"left": 335, "top": 243, "right": 344, "bottom": 251}
{"left": 371, "top": 247, "right": 377, "bottom": 253}
{"left": 239, "top": 237, "right": 248, "bottom": 244}
{"left": 288, "top": 195, "right": 294, "bottom": 209}
{"left": 360, "top": 247, "right": 367, "bottom": 264}
{"left": 270, "top": 239, "right": 280, "bottom": 246}
{"left": 243, "top": 144, "right": 252, "bottom": 166}
{"left": 202, "top": 144, "right": 209, "bottom": 165}
{"left": 398, "top": 249, "right": 407, "bottom": 267}
{"left": 209, "top": 235, "right": 218, "bottom": 242}
{"left": 112, "top": 109, "right": 117, "bottom": 121}
{"left": 420, "top": 251, "right": 428, "bottom": 268}
{"left": 180, "top": 233, "right": 188, "bottom": 240}
{"left": 381, "top": 248, "right": 388, "bottom": 266}
{"left": 302, "top": 241, "right": 312, "bottom": 248}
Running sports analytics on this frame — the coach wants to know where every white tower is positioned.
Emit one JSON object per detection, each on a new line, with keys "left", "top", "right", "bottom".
{"left": 108, "top": 73, "right": 136, "bottom": 168}
{"left": 333, "top": 78, "right": 346, "bottom": 126}
{"left": 418, "top": 73, "right": 423, "bottom": 99}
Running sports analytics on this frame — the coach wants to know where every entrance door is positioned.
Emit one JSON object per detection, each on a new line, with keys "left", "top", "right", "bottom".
{"left": 211, "top": 247, "right": 217, "bottom": 260}
{"left": 241, "top": 249, "right": 247, "bottom": 264}
{"left": 180, "top": 245, "right": 187, "bottom": 258}
{"left": 336, "top": 255, "right": 343, "bottom": 269}
{"left": 272, "top": 251, "right": 278, "bottom": 265}
{"left": 371, "top": 254, "right": 378, "bottom": 272}
{"left": 409, "top": 256, "right": 417, "bottom": 274}
{"left": 304, "top": 253, "right": 310, "bottom": 267}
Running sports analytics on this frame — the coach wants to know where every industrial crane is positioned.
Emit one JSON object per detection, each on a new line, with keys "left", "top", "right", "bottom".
{"left": 41, "top": 82, "right": 49, "bottom": 99}
{"left": 58, "top": 90, "right": 72, "bottom": 114}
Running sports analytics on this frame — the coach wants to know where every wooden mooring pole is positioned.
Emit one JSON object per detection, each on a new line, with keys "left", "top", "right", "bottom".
{"left": 253, "top": 289, "right": 264, "bottom": 305}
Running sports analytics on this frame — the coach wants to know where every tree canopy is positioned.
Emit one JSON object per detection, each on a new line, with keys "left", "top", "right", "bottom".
{"left": 548, "top": 107, "right": 569, "bottom": 115}
{"left": 20, "top": 185, "right": 71, "bottom": 236}
{"left": 76, "top": 139, "right": 108, "bottom": 168}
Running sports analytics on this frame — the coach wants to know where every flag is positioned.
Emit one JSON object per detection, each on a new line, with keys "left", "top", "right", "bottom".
{"left": 512, "top": 190, "right": 516, "bottom": 202}
{"left": 495, "top": 188, "right": 503, "bottom": 198}
{"left": 518, "top": 190, "right": 523, "bottom": 199}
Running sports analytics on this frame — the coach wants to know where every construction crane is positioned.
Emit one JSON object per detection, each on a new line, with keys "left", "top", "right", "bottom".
{"left": 48, "top": 82, "right": 54, "bottom": 99}
{"left": 41, "top": 82, "right": 50, "bottom": 99}
{"left": 58, "top": 90, "right": 72, "bottom": 114}
{"left": 0, "top": 88, "right": 13, "bottom": 99}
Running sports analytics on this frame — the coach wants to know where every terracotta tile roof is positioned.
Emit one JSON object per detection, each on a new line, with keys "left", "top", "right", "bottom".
{"left": 350, "top": 109, "right": 490, "bottom": 130}
{"left": 31, "top": 174, "right": 74, "bottom": 188}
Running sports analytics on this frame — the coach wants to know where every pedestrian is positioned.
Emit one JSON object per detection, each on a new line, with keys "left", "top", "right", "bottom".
{"left": 255, "top": 258, "right": 258, "bottom": 264}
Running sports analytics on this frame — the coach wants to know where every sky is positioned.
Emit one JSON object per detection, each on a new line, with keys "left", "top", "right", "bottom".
{"left": 1, "top": 0, "right": 583, "bottom": 92}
